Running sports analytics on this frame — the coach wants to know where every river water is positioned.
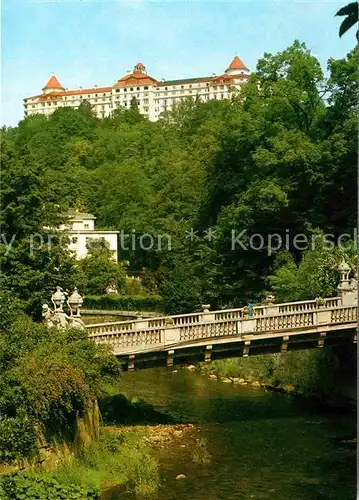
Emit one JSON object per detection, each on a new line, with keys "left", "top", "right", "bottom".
{"left": 119, "top": 367, "right": 356, "bottom": 500}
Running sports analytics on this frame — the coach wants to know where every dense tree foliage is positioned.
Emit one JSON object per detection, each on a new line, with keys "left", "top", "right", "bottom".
{"left": 78, "top": 239, "right": 127, "bottom": 295}
{"left": 1, "top": 41, "right": 357, "bottom": 313}
{"left": 0, "top": 295, "right": 120, "bottom": 462}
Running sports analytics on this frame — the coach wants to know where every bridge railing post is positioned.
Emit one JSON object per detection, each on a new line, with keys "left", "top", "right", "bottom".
{"left": 162, "top": 318, "right": 180, "bottom": 346}
{"left": 263, "top": 294, "right": 279, "bottom": 316}
{"left": 316, "top": 308, "right": 331, "bottom": 326}
{"left": 135, "top": 319, "right": 150, "bottom": 330}
{"left": 238, "top": 318, "right": 256, "bottom": 335}
{"left": 201, "top": 304, "right": 215, "bottom": 324}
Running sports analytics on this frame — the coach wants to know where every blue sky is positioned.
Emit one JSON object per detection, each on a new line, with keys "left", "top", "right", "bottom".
{"left": 2, "top": 0, "right": 355, "bottom": 126}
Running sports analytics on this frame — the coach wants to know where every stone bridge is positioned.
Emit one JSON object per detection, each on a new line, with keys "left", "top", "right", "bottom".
{"left": 86, "top": 281, "right": 357, "bottom": 370}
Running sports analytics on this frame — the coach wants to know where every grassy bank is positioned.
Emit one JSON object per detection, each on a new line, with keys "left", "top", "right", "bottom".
{"left": 0, "top": 428, "right": 160, "bottom": 499}
{"left": 200, "top": 347, "right": 357, "bottom": 407}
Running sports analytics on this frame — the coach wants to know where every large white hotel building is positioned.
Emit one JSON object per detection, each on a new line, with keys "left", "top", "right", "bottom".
{"left": 23, "top": 56, "right": 249, "bottom": 122}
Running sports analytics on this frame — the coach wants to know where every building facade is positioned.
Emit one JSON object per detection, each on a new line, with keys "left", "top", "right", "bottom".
{"left": 24, "top": 56, "right": 249, "bottom": 121}
{"left": 60, "top": 212, "right": 119, "bottom": 260}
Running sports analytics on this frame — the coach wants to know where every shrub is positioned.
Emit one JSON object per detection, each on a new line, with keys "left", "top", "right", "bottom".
{"left": 0, "top": 473, "right": 99, "bottom": 499}
{"left": 0, "top": 416, "right": 38, "bottom": 464}
{"left": 83, "top": 294, "right": 164, "bottom": 312}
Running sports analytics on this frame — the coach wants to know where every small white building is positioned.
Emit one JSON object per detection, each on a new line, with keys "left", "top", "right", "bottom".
{"left": 60, "top": 212, "right": 119, "bottom": 260}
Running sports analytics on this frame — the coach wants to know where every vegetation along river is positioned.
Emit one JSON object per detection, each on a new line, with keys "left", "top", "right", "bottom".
{"left": 115, "top": 366, "right": 356, "bottom": 500}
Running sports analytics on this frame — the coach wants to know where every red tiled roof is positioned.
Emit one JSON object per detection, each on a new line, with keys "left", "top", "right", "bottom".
{"left": 114, "top": 71, "right": 158, "bottom": 87}
{"left": 43, "top": 75, "right": 64, "bottom": 90}
{"left": 33, "top": 86, "right": 112, "bottom": 102}
{"left": 227, "top": 56, "right": 248, "bottom": 71}
{"left": 61, "top": 86, "right": 112, "bottom": 96}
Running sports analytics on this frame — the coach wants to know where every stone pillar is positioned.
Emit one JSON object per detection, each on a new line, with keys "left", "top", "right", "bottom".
{"left": 316, "top": 309, "right": 331, "bottom": 325}
{"left": 201, "top": 304, "right": 215, "bottom": 323}
{"left": 264, "top": 295, "right": 279, "bottom": 316}
{"left": 238, "top": 318, "right": 256, "bottom": 335}
{"left": 136, "top": 319, "right": 150, "bottom": 330}
{"left": 163, "top": 326, "right": 180, "bottom": 345}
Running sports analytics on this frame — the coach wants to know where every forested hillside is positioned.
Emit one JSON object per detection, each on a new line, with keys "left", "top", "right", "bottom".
{"left": 1, "top": 41, "right": 357, "bottom": 314}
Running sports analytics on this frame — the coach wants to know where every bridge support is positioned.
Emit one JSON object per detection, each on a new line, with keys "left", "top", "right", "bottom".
{"left": 243, "top": 340, "right": 251, "bottom": 357}
{"left": 204, "top": 345, "right": 213, "bottom": 362}
{"left": 167, "top": 350, "right": 174, "bottom": 367}
{"left": 128, "top": 354, "right": 135, "bottom": 371}
{"left": 317, "top": 332, "right": 326, "bottom": 348}
{"left": 281, "top": 335, "right": 289, "bottom": 354}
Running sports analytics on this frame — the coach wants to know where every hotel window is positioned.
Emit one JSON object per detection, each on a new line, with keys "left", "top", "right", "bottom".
{"left": 116, "top": 89, "right": 120, "bottom": 92}
{"left": 72, "top": 237, "right": 78, "bottom": 244}
{"left": 181, "top": 85, "right": 184, "bottom": 89}
{"left": 189, "top": 84, "right": 192, "bottom": 88}
{"left": 124, "top": 88, "right": 127, "bottom": 92}
{"left": 95, "top": 94, "right": 98, "bottom": 97}
{"left": 84, "top": 224, "right": 90, "bottom": 229}
{"left": 130, "top": 87, "right": 133, "bottom": 91}
{"left": 137, "top": 87, "right": 140, "bottom": 90}
{"left": 144, "top": 86, "right": 148, "bottom": 90}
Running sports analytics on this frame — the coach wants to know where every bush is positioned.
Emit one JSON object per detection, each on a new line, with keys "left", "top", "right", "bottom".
{"left": 0, "top": 416, "right": 38, "bottom": 464}
{"left": 83, "top": 294, "right": 164, "bottom": 312}
{"left": 47, "top": 430, "right": 159, "bottom": 496}
{"left": 0, "top": 473, "right": 99, "bottom": 499}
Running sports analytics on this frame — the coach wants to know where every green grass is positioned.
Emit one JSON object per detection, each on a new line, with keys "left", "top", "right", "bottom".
{"left": 43, "top": 428, "right": 160, "bottom": 496}
{"left": 191, "top": 436, "right": 211, "bottom": 465}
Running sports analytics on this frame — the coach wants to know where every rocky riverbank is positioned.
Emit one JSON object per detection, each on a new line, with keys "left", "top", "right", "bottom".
{"left": 108, "top": 423, "right": 199, "bottom": 448}
{"left": 185, "top": 348, "right": 357, "bottom": 408}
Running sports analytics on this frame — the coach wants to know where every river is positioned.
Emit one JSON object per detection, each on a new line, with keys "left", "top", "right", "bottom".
{"left": 117, "top": 366, "right": 356, "bottom": 500}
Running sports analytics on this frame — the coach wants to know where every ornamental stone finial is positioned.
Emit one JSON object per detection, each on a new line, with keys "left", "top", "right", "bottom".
{"left": 44, "top": 286, "right": 85, "bottom": 330}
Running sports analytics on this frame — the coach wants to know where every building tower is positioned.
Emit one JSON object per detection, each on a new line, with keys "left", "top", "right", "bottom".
{"left": 42, "top": 75, "right": 65, "bottom": 95}
{"left": 225, "top": 56, "right": 249, "bottom": 77}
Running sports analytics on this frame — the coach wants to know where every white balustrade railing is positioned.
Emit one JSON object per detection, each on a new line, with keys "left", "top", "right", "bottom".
{"left": 86, "top": 294, "right": 357, "bottom": 352}
{"left": 90, "top": 328, "right": 162, "bottom": 349}
{"left": 331, "top": 306, "right": 357, "bottom": 324}
{"left": 255, "top": 311, "right": 315, "bottom": 333}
